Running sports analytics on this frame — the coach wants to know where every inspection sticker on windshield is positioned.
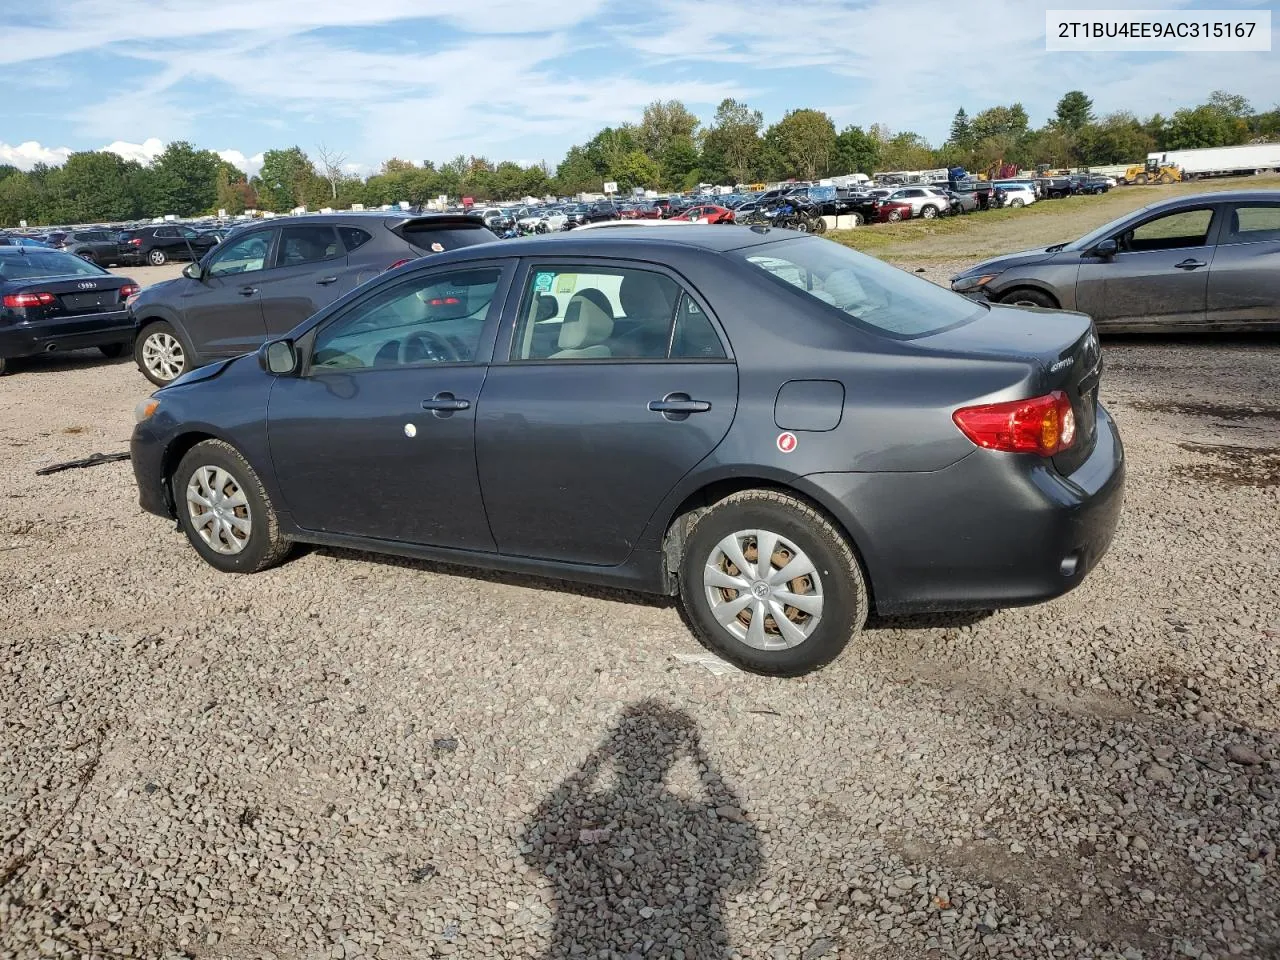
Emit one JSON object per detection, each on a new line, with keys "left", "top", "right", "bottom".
{"left": 430, "top": 242, "right": 444, "bottom": 252}
{"left": 533, "top": 271, "right": 554, "bottom": 293}
{"left": 777, "top": 432, "right": 798, "bottom": 454}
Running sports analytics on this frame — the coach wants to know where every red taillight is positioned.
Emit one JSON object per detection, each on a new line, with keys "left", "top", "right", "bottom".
{"left": 128, "top": 238, "right": 142, "bottom": 246}
{"left": 428, "top": 296, "right": 461, "bottom": 306}
{"left": 953, "top": 390, "right": 1076, "bottom": 456}
{"left": 3, "top": 292, "right": 55, "bottom": 308}
{"left": 386, "top": 258, "right": 413, "bottom": 271}
{"left": 119, "top": 284, "right": 141, "bottom": 300}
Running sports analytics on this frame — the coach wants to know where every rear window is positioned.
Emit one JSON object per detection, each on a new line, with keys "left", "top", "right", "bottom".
{"left": 738, "top": 237, "right": 982, "bottom": 339}
{"left": 399, "top": 222, "right": 497, "bottom": 253}
{"left": 0, "top": 251, "right": 109, "bottom": 281}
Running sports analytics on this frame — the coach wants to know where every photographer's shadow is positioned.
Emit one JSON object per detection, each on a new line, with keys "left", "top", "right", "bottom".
{"left": 523, "top": 701, "right": 762, "bottom": 958}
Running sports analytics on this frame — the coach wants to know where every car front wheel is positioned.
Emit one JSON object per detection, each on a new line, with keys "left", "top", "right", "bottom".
{"left": 173, "top": 440, "right": 292, "bottom": 574}
{"left": 135, "top": 321, "right": 188, "bottom": 386}
{"left": 920, "top": 205, "right": 939, "bottom": 219}
{"left": 148, "top": 249, "right": 167, "bottom": 266}
{"left": 678, "top": 490, "right": 868, "bottom": 676}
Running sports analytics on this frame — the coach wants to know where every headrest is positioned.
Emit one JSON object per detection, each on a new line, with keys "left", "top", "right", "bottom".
{"left": 558, "top": 291, "right": 614, "bottom": 350}
{"left": 535, "top": 294, "right": 559, "bottom": 322}
{"left": 620, "top": 272, "right": 675, "bottom": 320}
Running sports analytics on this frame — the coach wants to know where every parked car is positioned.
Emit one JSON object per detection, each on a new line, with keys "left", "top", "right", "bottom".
{"left": 119, "top": 225, "right": 220, "bottom": 267}
{"left": 1069, "top": 175, "right": 1111, "bottom": 195}
{"left": 876, "top": 200, "right": 914, "bottom": 223}
{"left": 130, "top": 225, "right": 1123, "bottom": 676}
{"left": 0, "top": 234, "right": 51, "bottom": 248}
{"left": 672, "top": 204, "right": 736, "bottom": 224}
{"left": 0, "top": 247, "right": 139, "bottom": 375}
{"left": 995, "top": 184, "right": 1037, "bottom": 208}
{"left": 129, "top": 213, "right": 499, "bottom": 385}
{"left": 940, "top": 188, "right": 979, "bottom": 214}
{"left": 950, "top": 190, "right": 1280, "bottom": 331}
{"left": 62, "top": 229, "right": 125, "bottom": 265}
{"left": 564, "top": 202, "right": 621, "bottom": 229}
{"left": 875, "top": 186, "right": 952, "bottom": 220}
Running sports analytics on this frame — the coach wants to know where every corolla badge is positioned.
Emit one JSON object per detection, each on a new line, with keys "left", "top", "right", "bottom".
{"left": 1050, "top": 356, "right": 1074, "bottom": 374}
{"left": 77, "top": 281, "right": 97, "bottom": 290}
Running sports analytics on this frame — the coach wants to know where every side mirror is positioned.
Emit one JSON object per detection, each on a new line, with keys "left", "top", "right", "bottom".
{"left": 1092, "top": 238, "right": 1118, "bottom": 259}
{"left": 259, "top": 339, "right": 298, "bottom": 376}
{"left": 182, "top": 262, "right": 205, "bottom": 281}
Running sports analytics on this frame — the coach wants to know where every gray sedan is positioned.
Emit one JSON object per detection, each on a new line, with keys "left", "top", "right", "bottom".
{"left": 951, "top": 190, "right": 1280, "bottom": 332}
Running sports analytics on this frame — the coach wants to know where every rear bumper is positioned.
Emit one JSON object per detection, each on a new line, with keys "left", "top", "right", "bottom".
{"left": 0, "top": 310, "right": 135, "bottom": 359}
{"left": 800, "top": 405, "right": 1126, "bottom": 615}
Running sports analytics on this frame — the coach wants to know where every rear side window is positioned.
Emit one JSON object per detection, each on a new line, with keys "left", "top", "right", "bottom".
{"left": 740, "top": 237, "right": 980, "bottom": 339}
{"left": 339, "top": 227, "right": 372, "bottom": 252}
{"left": 1223, "top": 205, "right": 1280, "bottom": 244}
{"left": 276, "top": 225, "right": 341, "bottom": 267}
{"left": 400, "top": 223, "right": 497, "bottom": 254}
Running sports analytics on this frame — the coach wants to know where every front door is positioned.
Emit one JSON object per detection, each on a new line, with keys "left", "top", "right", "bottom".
{"left": 257, "top": 223, "right": 352, "bottom": 337}
{"left": 181, "top": 228, "right": 275, "bottom": 357}
{"left": 476, "top": 261, "right": 738, "bottom": 566}
{"left": 267, "top": 262, "right": 511, "bottom": 549}
{"left": 1074, "top": 205, "right": 1218, "bottom": 327}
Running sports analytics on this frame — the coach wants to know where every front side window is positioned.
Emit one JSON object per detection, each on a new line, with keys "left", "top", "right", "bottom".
{"left": 277, "top": 225, "right": 341, "bottom": 267}
{"left": 311, "top": 267, "right": 501, "bottom": 371}
{"left": 207, "top": 231, "right": 272, "bottom": 277}
{"left": 740, "top": 236, "right": 981, "bottom": 339}
{"left": 1120, "top": 208, "right": 1213, "bottom": 252}
{"left": 1222, "top": 205, "right": 1280, "bottom": 244}
{"left": 511, "top": 265, "right": 689, "bottom": 361}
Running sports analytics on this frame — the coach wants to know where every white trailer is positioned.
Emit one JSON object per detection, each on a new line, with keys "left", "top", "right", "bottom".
{"left": 1149, "top": 144, "right": 1280, "bottom": 180}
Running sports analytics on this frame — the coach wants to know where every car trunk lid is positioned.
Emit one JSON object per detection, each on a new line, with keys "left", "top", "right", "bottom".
{"left": 9, "top": 275, "right": 128, "bottom": 317}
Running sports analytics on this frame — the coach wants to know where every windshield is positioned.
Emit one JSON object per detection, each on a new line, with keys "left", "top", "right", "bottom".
{"left": 738, "top": 237, "right": 983, "bottom": 339}
{"left": 0, "top": 250, "right": 110, "bottom": 281}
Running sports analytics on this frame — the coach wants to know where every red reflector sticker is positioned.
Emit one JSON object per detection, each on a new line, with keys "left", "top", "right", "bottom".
{"left": 776, "top": 432, "right": 797, "bottom": 453}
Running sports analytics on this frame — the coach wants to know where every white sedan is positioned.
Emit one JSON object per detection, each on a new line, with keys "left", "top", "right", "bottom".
{"left": 519, "top": 209, "right": 569, "bottom": 233}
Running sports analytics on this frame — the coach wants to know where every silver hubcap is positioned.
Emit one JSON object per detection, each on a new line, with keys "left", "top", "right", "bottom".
{"left": 150, "top": 252, "right": 164, "bottom": 264}
{"left": 704, "top": 529, "right": 824, "bottom": 650}
{"left": 186, "top": 466, "right": 251, "bottom": 555}
{"left": 142, "top": 332, "right": 184, "bottom": 381}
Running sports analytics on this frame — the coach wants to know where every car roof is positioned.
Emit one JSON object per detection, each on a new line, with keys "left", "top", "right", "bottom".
{"left": 1148, "top": 189, "right": 1280, "bottom": 208}
{"left": 426, "top": 224, "right": 795, "bottom": 264}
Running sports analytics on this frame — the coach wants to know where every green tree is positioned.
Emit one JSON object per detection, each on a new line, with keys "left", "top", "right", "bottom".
{"left": 639, "top": 100, "right": 700, "bottom": 160}
{"left": 833, "top": 125, "right": 879, "bottom": 175}
{"left": 763, "top": 109, "right": 837, "bottom": 180}
{"left": 611, "top": 150, "right": 661, "bottom": 193}
{"left": 147, "top": 140, "right": 221, "bottom": 215}
{"left": 255, "top": 147, "right": 319, "bottom": 211}
{"left": 0, "top": 171, "right": 37, "bottom": 226}
{"left": 971, "top": 104, "right": 1030, "bottom": 143}
{"left": 948, "top": 108, "right": 974, "bottom": 150}
{"left": 1075, "top": 112, "right": 1154, "bottom": 164}
{"left": 1165, "top": 105, "right": 1237, "bottom": 149}
{"left": 584, "top": 126, "right": 639, "bottom": 181}
{"left": 876, "top": 131, "right": 934, "bottom": 172}
{"left": 55, "top": 151, "right": 138, "bottom": 222}
{"left": 555, "top": 146, "right": 600, "bottom": 195}
{"left": 1053, "top": 91, "right": 1094, "bottom": 131}
{"left": 701, "top": 98, "right": 763, "bottom": 185}
{"left": 659, "top": 135, "right": 700, "bottom": 190}
{"left": 1208, "top": 90, "right": 1252, "bottom": 119}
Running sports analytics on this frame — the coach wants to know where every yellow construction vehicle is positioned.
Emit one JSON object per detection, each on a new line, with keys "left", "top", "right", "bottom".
{"left": 1122, "top": 158, "right": 1182, "bottom": 185}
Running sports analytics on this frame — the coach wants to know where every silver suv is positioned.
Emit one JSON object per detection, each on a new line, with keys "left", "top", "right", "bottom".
{"left": 878, "top": 186, "right": 952, "bottom": 220}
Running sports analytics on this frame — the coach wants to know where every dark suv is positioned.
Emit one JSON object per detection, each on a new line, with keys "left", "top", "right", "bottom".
{"left": 62, "top": 230, "right": 126, "bottom": 266}
{"left": 131, "top": 213, "right": 498, "bottom": 385}
{"left": 119, "top": 225, "right": 220, "bottom": 267}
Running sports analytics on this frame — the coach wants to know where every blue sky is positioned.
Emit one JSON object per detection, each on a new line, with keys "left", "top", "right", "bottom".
{"left": 1, "top": 0, "right": 1277, "bottom": 177}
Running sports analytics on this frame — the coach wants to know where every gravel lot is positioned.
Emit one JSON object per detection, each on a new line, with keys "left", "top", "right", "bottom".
{"left": 2, "top": 259, "right": 1280, "bottom": 959}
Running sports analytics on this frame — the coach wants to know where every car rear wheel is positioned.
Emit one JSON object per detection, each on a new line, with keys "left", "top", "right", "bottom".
{"left": 135, "top": 321, "right": 188, "bottom": 386}
{"left": 1000, "top": 288, "right": 1058, "bottom": 309}
{"left": 0, "top": 357, "right": 7, "bottom": 376}
{"left": 920, "top": 205, "right": 939, "bottom": 219}
{"left": 851, "top": 212, "right": 865, "bottom": 226}
{"left": 98, "top": 343, "right": 126, "bottom": 359}
{"left": 886, "top": 209, "right": 903, "bottom": 222}
{"left": 174, "top": 440, "right": 292, "bottom": 574}
{"left": 678, "top": 490, "right": 868, "bottom": 676}
{"left": 79, "top": 251, "right": 97, "bottom": 263}
{"left": 148, "top": 248, "right": 167, "bottom": 266}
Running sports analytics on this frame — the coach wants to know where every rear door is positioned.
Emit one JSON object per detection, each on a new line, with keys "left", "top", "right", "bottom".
{"left": 255, "top": 223, "right": 350, "bottom": 335}
{"left": 180, "top": 228, "right": 275, "bottom": 357}
{"left": 475, "top": 259, "right": 738, "bottom": 566}
{"left": 1074, "top": 205, "right": 1219, "bottom": 327}
{"left": 1206, "top": 201, "right": 1280, "bottom": 327}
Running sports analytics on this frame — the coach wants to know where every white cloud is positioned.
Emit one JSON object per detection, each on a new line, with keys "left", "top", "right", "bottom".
{"left": 217, "top": 149, "right": 266, "bottom": 177}
{"left": 0, "top": 140, "right": 72, "bottom": 169}
{"left": 101, "top": 137, "right": 167, "bottom": 165}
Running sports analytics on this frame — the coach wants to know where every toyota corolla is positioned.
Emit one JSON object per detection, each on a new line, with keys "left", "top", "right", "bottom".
{"left": 131, "top": 226, "right": 1124, "bottom": 676}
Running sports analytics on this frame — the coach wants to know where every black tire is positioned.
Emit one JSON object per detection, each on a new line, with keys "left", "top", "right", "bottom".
{"left": 851, "top": 212, "right": 864, "bottom": 226}
{"left": 920, "top": 205, "right": 939, "bottom": 220}
{"left": 134, "top": 320, "right": 189, "bottom": 386}
{"left": 677, "top": 490, "right": 869, "bottom": 676}
{"left": 172, "top": 439, "right": 292, "bottom": 574}
{"left": 1000, "top": 288, "right": 1058, "bottom": 309}
{"left": 1009, "top": 198, "right": 1025, "bottom": 208}
{"left": 1135, "top": 174, "right": 1148, "bottom": 185}
{"left": 886, "top": 209, "right": 903, "bottom": 223}
{"left": 814, "top": 217, "right": 827, "bottom": 234}
{"left": 148, "top": 248, "right": 167, "bottom": 266}
{"left": 794, "top": 219, "right": 811, "bottom": 233}
{"left": 79, "top": 251, "right": 97, "bottom": 263}
{"left": 0, "top": 357, "right": 7, "bottom": 376}
{"left": 98, "top": 343, "right": 126, "bottom": 359}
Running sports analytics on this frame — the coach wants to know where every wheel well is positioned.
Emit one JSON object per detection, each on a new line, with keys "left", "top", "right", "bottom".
{"left": 158, "top": 432, "right": 218, "bottom": 515}
{"left": 996, "top": 285, "right": 1060, "bottom": 308}
{"left": 659, "top": 478, "right": 877, "bottom": 609}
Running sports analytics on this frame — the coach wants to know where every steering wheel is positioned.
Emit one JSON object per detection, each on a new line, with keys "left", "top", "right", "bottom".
{"left": 403, "top": 331, "right": 461, "bottom": 364}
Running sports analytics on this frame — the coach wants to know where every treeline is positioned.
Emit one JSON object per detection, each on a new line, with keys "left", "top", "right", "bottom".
{"left": 2, "top": 89, "right": 1277, "bottom": 227}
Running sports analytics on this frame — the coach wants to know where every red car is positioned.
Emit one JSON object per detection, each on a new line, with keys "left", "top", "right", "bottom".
{"left": 876, "top": 201, "right": 913, "bottom": 223}
{"left": 673, "top": 204, "right": 735, "bottom": 224}
{"left": 624, "top": 203, "right": 663, "bottom": 220}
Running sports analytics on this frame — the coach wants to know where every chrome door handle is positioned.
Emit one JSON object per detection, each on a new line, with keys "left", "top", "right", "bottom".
{"left": 238, "top": 286, "right": 258, "bottom": 296}
{"left": 316, "top": 276, "right": 339, "bottom": 285}
{"left": 1174, "top": 259, "right": 1207, "bottom": 270}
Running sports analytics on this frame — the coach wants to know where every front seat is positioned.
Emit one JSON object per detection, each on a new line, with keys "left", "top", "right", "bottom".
{"left": 550, "top": 290, "right": 614, "bottom": 359}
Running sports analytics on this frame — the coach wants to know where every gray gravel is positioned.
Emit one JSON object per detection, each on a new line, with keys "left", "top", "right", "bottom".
{"left": 2, "top": 328, "right": 1279, "bottom": 960}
